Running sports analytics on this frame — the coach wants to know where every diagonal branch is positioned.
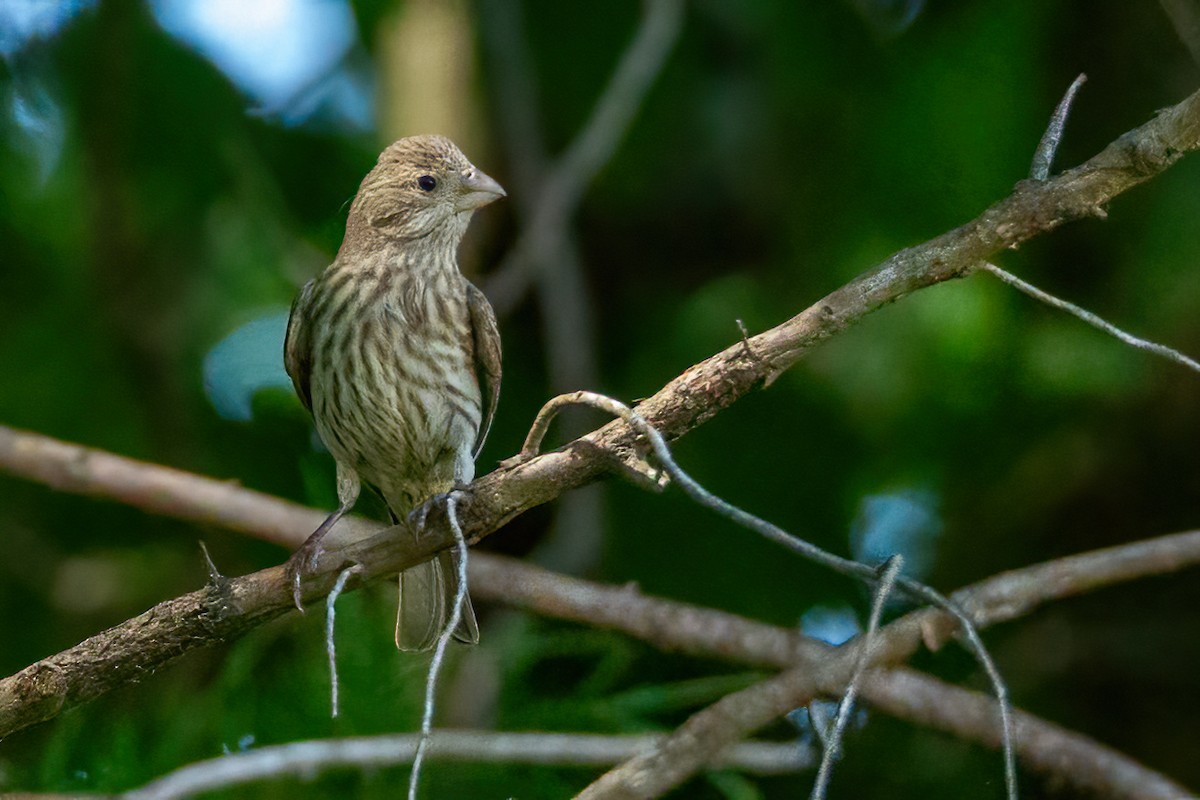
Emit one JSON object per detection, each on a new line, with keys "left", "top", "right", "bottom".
{"left": 454, "top": 82, "right": 1200, "bottom": 543}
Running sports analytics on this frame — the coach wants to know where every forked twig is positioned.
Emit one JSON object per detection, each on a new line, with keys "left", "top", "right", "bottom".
{"left": 990, "top": 71, "right": 1200, "bottom": 377}
{"left": 518, "top": 391, "right": 1017, "bottom": 800}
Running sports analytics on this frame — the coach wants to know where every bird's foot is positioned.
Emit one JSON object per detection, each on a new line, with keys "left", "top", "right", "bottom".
{"left": 285, "top": 508, "right": 348, "bottom": 613}
{"left": 406, "top": 485, "right": 470, "bottom": 534}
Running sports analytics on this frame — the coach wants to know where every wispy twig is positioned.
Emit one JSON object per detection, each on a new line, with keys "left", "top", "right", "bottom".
{"left": 981, "top": 262, "right": 1200, "bottom": 375}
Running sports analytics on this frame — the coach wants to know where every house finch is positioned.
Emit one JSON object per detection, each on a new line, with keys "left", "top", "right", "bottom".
{"left": 283, "top": 135, "right": 504, "bottom": 651}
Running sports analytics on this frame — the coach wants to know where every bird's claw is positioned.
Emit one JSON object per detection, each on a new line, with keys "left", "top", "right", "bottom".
{"left": 406, "top": 485, "right": 469, "bottom": 533}
{"left": 407, "top": 500, "right": 433, "bottom": 533}
{"left": 284, "top": 542, "right": 324, "bottom": 614}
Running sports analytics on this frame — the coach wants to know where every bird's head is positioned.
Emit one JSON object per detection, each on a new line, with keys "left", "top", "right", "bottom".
{"left": 347, "top": 135, "right": 506, "bottom": 247}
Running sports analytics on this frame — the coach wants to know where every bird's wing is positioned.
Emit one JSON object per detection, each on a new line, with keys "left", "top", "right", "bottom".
{"left": 465, "top": 281, "right": 502, "bottom": 459}
{"left": 283, "top": 278, "right": 316, "bottom": 412}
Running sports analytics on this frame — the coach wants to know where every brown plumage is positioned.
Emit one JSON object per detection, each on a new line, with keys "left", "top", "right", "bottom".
{"left": 284, "top": 135, "right": 504, "bottom": 650}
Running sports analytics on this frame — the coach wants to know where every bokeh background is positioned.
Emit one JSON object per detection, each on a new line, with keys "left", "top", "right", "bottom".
{"left": 2, "top": 0, "right": 1199, "bottom": 797}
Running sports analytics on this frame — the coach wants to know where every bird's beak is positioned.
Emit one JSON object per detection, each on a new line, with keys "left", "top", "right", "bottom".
{"left": 456, "top": 169, "right": 507, "bottom": 211}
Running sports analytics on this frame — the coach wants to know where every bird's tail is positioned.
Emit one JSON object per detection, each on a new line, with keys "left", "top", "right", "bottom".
{"left": 395, "top": 550, "right": 479, "bottom": 651}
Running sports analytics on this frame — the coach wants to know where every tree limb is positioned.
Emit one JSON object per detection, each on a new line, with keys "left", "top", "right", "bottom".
{"left": 118, "top": 732, "right": 809, "bottom": 800}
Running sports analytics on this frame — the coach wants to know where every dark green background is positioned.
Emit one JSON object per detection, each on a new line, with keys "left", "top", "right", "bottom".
{"left": 2, "top": 1, "right": 1198, "bottom": 797}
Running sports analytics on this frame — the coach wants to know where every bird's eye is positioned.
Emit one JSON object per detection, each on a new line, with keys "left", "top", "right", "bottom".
{"left": 417, "top": 175, "right": 437, "bottom": 192}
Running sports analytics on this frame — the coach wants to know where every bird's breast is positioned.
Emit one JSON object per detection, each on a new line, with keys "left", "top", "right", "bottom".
{"left": 306, "top": 265, "right": 482, "bottom": 504}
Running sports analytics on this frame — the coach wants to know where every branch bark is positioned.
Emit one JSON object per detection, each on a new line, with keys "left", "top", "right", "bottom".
{"left": 118, "top": 732, "right": 808, "bottom": 800}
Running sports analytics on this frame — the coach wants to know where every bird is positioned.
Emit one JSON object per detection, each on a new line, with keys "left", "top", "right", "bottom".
{"left": 283, "top": 135, "right": 504, "bottom": 651}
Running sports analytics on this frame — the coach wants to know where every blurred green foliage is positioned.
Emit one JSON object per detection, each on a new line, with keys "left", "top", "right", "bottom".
{"left": 2, "top": 0, "right": 1199, "bottom": 797}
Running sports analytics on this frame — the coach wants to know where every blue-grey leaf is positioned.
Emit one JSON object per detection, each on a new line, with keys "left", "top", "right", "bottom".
{"left": 203, "top": 311, "right": 293, "bottom": 421}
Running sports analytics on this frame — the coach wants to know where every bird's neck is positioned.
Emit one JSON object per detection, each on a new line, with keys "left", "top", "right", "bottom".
{"left": 335, "top": 222, "right": 465, "bottom": 278}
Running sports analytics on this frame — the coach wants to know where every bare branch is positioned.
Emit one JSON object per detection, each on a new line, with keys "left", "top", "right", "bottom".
{"left": 474, "top": 529, "right": 1200, "bottom": 670}
{"left": 571, "top": 664, "right": 1193, "bottom": 800}
{"left": 111, "top": 732, "right": 811, "bottom": 800}
{"left": 0, "top": 424, "right": 341, "bottom": 549}
{"left": 476, "top": 528, "right": 1200, "bottom": 799}
{"left": 515, "top": 391, "right": 1016, "bottom": 800}
{"left": 571, "top": 524, "right": 1200, "bottom": 800}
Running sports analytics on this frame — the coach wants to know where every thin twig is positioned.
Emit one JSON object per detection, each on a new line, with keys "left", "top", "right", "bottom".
{"left": 1030, "top": 73, "right": 1087, "bottom": 180}
{"left": 408, "top": 492, "right": 470, "bottom": 800}
{"left": 325, "top": 564, "right": 362, "bottom": 718}
{"left": 810, "top": 556, "right": 903, "bottom": 800}
{"left": 981, "top": 261, "right": 1200, "bottom": 374}
{"left": 519, "top": 392, "right": 1016, "bottom": 800}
